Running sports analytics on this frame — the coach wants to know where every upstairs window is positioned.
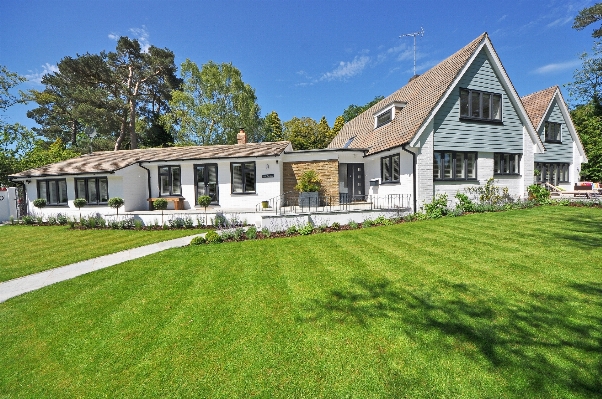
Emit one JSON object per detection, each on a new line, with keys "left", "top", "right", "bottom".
{"left": 460, "top": 88, "right": 502, "bottom": 121}
{"left": 381, "top": 154, "right": 400, "bottom": 183}
{"left": 159, "top": 166, "right": 181, "bottom": 196}
{"left": 494, "top": 153, "right": 521, "bottom": 175}
{"left": 544, "top": 122, "right": 562, "bottom": 143}
{"left": 376, "top": 110, "right": 392, "bottom": 128}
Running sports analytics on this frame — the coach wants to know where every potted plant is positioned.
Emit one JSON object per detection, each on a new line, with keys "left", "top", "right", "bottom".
{"left": 33, "top": 198, "right": 47, "bottom": 210}
{"left": 107, "top": 197, "right": 125, "bottom": 216}
{"left": 261, "top": 200, "right": 269, "bottom": 209}
{"left": 295, "top": 170, "right": 322, "bottom": 207}
{"left": 197, "top": 195, "right": 212, "bottom": 227}
{"left": 73, "top": 198, "right": 87, "bottom": 222}
{"left": 153, "top": 198, "right": 168, "bottom": 225}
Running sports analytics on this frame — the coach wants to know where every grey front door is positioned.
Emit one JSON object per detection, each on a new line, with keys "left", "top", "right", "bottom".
{"left": 347, "top": 163, "right": 365, "bottom": 201}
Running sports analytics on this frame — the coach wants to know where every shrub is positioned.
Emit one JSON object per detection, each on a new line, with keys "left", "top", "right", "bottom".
{"left": 221, "top": 230, "right": 236, "bottom": 241}
{"left": 331, "top": 222, "right": 341, "bottom": 230}
{"left": 153, "top": 198, "right": 168, "bottom": 225}
{"left": 423, "top": 194, "right": 449, "bottom": 219}
{"left": 298, "top": 223, "right": 314, "bottom": 236}
{"left": 47, "top": 216, "right": 57, "bottom": 225}
{"left": 294, "top": 170, "right": 322, "bottom": 192}
{"left": 286, "top": 225, "right": 298, "bottom": 236}
{"left": 527, "top": 184, "right": 551, "bottom": 204}
{"left": 362, "top": 218, "right": 374, "bottom": 228}
{"left": 454, "top": 192, "right": 476, "bottom": 213}
{"left": 212, "top": 213, "right": 228, "bottom": 229}
{"left": 234, "top": 227, "right": 245, "bottom": 240}
{"left": 36, "top": 216, "right": 44, "bottom": 225}
{"left": 108, "top": 197, "right": 125, "bottom": 215}
{"left": 348, "top": 220, "right": 359, "bottom": 229}
{"left": 261, "top": 227, "right": 271, "bottom": 238}
{"left": 183, "top": 217, "right": 194, "bottom": 229}
{"left": 57, "top": 213, "right": 69, "bottom": 225}
{"left": 190, "top": 236, "right": 206, "bottom": 245}
{"left": 73, "top": 198, "right": 87, "bottom": 221}
{"left": 246, "top": 226, "right": 258, "bottom": 240}
{"left": 169, "top": 217, "right": 186, "bottom": 229}
{"left": 33, "top": 198, "right": 46, "bottom": 209}
{"left": 205, "top": 230, "right": 222, "bottom": 244}
{"left": 134, "top": 219, "right": 144, "bottom": 230}
{"left": 466, "top": 178, "right": 513, "bottom": 206}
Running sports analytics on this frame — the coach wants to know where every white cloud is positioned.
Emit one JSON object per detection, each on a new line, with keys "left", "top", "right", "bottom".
{"left": 320, "top": 55, "right": 370, "bottom": 81}
{"left": 533, "top": 60, "right": 581, "bottom": 74}
{"left": 547, "top": 16, "right": 573, "bottom": 28}
{"left": 108, "top": 32, "right": 119, "bottom": 40}
{"left": 130, "top": 26, "right": 150, "bottom": 52}
{"left": 24, "top": 63, "right": 59, "bottom": 84}
{"left": 497, "top": 14, "right": 507, "bottom": 23}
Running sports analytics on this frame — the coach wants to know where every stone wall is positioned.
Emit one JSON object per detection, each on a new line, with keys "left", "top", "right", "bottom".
{"left": 283, "top": 160, "right": 339, "bottom": 200}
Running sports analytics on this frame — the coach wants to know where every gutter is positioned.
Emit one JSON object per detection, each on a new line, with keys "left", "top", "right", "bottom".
{"left": 138, "top": 162, "right": 152, "bottom": 200}
{"left": 401, "top": 145, "right": 417, "bottom": 213}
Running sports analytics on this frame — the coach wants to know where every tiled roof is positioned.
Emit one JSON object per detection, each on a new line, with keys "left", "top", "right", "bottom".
{"left": 521, "top": 86, "right": 558, "bottom": 130}
{"left": 10, "top": 141, "right": 291, "bottom": 178}
{"left": 328, "top": 33, "right": 488, "bottom": 155}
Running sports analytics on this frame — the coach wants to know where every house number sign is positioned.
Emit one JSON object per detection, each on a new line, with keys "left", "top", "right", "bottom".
{"left": 262, "top": 174, "right": 274, "bottom": 178}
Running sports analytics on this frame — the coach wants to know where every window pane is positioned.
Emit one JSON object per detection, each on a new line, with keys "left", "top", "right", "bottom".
{"left": 392, "top": 155, "right": 400, "bottom": 181}
{"left": 99, "top": 179, "right": 108, "bottom": 202}
{"left": 49, "top": 181, "right": 58, "bottom": 204}
{"left": 339, "top": 164, "right": 348, "bottom": 189}
{"left": 503, "top": 154, "right": 510, "bottom": 174}
{"left": 171, "top": 167, "right": 181, "bottom": 195}
{"left": 535, "top": 163, "right": 541, "bottom": 182}
{"left": 160, "top": 174, "right": 170, "bottom": 195}
{"left": 471, "top": 92, "right": 481, "bottom": 118}
{"left": 39, "top": 181, "right": 47, "bottom": 202}
{"left": 555, "top": 124, "right": 561, "bottom": 141}
{"left": 376, "top": 110, "right": 391, "bottom": 127}
{"left": 433, "top": 153, "right": 441, "bottom": 179}
{"left": 76, "top": 180, "right": 85, "bottom": 199}
{"left": 232, "top": 164, "right": 243, "bottom": 193}
{"left": 159, "top": 167, "right": 169, "bottom": 175}
{"left": 467, "top": 153, "right": 476, "bottom": 179}
{"left": 492, "top": 95, "right": 501, "bottom": 120}
{"left": 382, "top": 157, "right": 391, "bottom": 182}
{"left": 494, "top": 154, "right": 501, "bottom": 174}
{"left": 443, "top": 153, "right": 453, "bottom": 179}
{"left": 88, "top": 179, "right": 97, "bottom": 203}
{"left": 460, "top": 89, "right": 469, "bottom": 117}
{"left": 513, "top": 154, "right": 520, "bottom": 174}
{"left": 59, "top": 180, "right": 68, "bottom": 203}
{"left": 244, "top": 163, "right": 255, "bottom": 193}
{"left": 455, "top": 153, "right": 465, "bottom": 178}
{"left": 482, "top": 93, "right": 491, "bottom": 119}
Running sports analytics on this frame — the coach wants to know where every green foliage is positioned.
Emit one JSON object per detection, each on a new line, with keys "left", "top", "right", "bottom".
{"left": 245, "top": 226, "right": 258, "bottom": 240}
{"left": 19, "top": 138, "right": 80, "bottom": 172}
{"left": 107, "top": 197, "right": 125, "bottom": 215}
{"left": 423, "top": 194, "right": 449, "bottom": 219}
{"left": 294, "top": 170, "right": 322, "bottom": 192}
{"left": 528, "top": 184, "right": 551, "bottom": 204}
{"left": 342, "top": 95, "right": 384, "bottom": 122}
{"left": 573, "top": 3, "right": 602, "bottom": 38}
{"left": 263, "top": 111, "right": 284, "bottom": 142}
{"left": 282, "top": 116, "right": 333, "bottom": 150}
{"left": 153, "top": 198, "right": 168, "bottom": 211}
{"left": 298, "top": 223, "right": 314, "bottom": 236}
{"left": 163, "top": 59, "right": 262, "bottom": 146}
{"left": 33, "top": 198, "right": 47, "bottom": 209}
{"left": 362, "top": 218, "right": 374, "bottom": 228}
{"left": 348, "top": 220, "right": 359, "bottom": 229}
{"left": 331, "top": 222, "right": 341, "bottom": 230}
{"left": 190, "top": 235, "right": 206, "bottom": 245}
{"left": 571, "top": 103, "right": 602, "bottom": 181}
{"left": 331, "top": 115, "right": 345, "bottom": 138}
{"left": 168, "top": 217, "right": 186, "bottom": 229}
{"left": 465, "top": 178, "right": 513, "bottom": 206}
{"left": 204, "top": 230, "right": 222, "bottom": 244}
{"left": 454, "top": 192, "right": 476, "bottom": 213}
{"left": 197, "top": 195, "right": 211, "bottom": 210}
{"left": 73, "top": 198, "right": 87, "bottom": 212}
{"left": 285, "top": 225, "right": 298, "bottom": 236}
{"left": 261, "top": 227, "right": 271, "bottom": 238}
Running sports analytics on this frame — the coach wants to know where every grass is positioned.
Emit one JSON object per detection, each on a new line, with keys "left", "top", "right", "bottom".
{"left": 0, "top": 225, "right": 202, "bottom": 282}
{"left": 0, "top": 206, "right": 601, "bottom": 398}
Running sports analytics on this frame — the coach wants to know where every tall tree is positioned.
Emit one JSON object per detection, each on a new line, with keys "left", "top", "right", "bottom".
{"left": 566, "top": 41, "right": 602, "bottom": 110}
{"left": 573, "top": 3, "right": 602, "bottom": 38}
{"left": 331, "top": 115, "right": 345, "bottom": 137}
{"left": 163, "top": 59, "right": 262, "bottom": 145}
{"left": 342, "top": 95, "right": 384, "bottom": 122}
{"left": 0, "top": 66, "right": 26, "bottom": 111}
{"left": 263, "top": 111, "right": 283, "bottom": 142}
{"left": 571, "top": 103, "right": 602, "bottom": 181}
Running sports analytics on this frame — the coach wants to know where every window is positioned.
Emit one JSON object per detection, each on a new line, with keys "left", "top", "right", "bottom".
{"left": 159, "top": 166, "right": 181, "bottom": 196}
{"left": 535, "top": 162, "right": 569, "bottom": 184}
{"left": 459, "top": 88, "right": 502, "bottom": 121}
{"left": 433, "top": 151, "right": 477, "bottom": 180}
{"left": 37, "top": 179, "right": 68, "bottom": 205}
{"left": 544, "top": 122, "right": 562, "bottom": 143}
{"left": 75, "top": 177, "right": 109, "bottom": 204}
{"left": 494, "top": 153, "right": 521, "bottom": 175}
{"left": 195, "top": 164, "right": 218, "bottom": 204}
{"left": 231, "top": 162, "right": 255, "bottom": 194}
{"left": 376, "top": 110, "right": 392, "bottom": 128}
{"left": 381, "top": 154, "right": 400, "bottom": 183}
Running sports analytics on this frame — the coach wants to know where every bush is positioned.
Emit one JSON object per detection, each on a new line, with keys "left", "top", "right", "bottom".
{"left": 466, "top": 178, "right": 513, "bottom": 206}
{"left": 212, "top": 213, "right": 228, "bottom": 229}
{"left": 527, "top": 184, "right": 551, "bottom": 204}
{"left": 169, "top": 217, "right": 186, "bottom": 229}
{"left": 362, "top": 218, "right": 374, "bottom": 228}
{"left": 47, "top": 216, "right": 57, "bottom": 225}
{"left": 205, "top": 230, "right": 222, "bottom": 244}
{"left": 286, "top": 225, "right": 298, "bottom": 236}
{"left": 108, "top": 197, "right": 125, "bottom": 215}
{"left": 57, "top": 213, "right": 69, "bottom": 225}
{"left": 261, "top": 227, "right": 271, "bottom": 238}
{"left": 246, "top": 226, "right": 258, "bottom": 240}
{"left": 454, "top": 193, "right": 476, "bottom": 213}
{"left": 423, "top": 194, "right": 449, "bottom": 219}
{"left": 331, "top": 222, "right": 341, "bottom": 230}
{"left": 33, "top": 198, "right": 46, "bottom": 209}
{"left": 348, "top": 220, "right": 359, "bottom": 229}
{"left": 294, "top": 170, "right": 322, "bottom": 192}
{"left": 153, "top": 198, "right": 168, "bottom": 211}
{"left": 190, "top": 236, "right": 206, "bottom": 245}
{"left": 234, "top": 227, "right": 245, "bottom": 240}
{"left": 221, "top": 230, "right": 236, "bottom": 240}
{"left": 298, "top": 223, "right": 314, "bottom": 235}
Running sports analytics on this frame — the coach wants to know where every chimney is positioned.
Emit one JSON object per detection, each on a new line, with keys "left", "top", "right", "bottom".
{"left": 237, "top": 128, "right": 247, "bottom": 145}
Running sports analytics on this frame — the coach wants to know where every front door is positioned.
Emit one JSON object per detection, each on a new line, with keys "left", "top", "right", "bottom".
{"left": 347, "top": 163, "right": 365, "bottom": 201}
{"left": 195, "top": 164, "right": 219, "bottom": 204}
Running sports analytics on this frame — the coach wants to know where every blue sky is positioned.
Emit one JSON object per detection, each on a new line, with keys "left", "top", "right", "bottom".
{"left": 1, "top": 0, "right": 598, "bottom": 131}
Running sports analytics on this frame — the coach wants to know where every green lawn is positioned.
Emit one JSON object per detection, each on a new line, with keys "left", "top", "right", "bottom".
{"left": 0, "top": 206, "right": 600, "bottom": 398}
{"left": 0, "top": 225, "right": 202, "bottom": 282}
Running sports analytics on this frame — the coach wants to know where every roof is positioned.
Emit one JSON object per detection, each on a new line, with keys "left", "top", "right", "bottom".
{"left": 521, "top": 86, "right": 558, "bottom": 130}
{"left": 329, "top": 33, "right": 487, "bottom": 155}
{"left": 10, "top": 141, "right": 291, "bottom": 178}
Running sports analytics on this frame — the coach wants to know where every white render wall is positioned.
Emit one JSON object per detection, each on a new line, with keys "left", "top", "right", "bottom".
{"left": 364, "top": 149, "right": 413, "bottom": 201}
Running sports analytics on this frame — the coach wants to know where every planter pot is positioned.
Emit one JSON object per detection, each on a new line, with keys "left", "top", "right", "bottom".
{"left": 299, "top": 192, "right": 319, "bottom": 207}
{"left": 261, "top": 201, "right": 269, "bottom": 209}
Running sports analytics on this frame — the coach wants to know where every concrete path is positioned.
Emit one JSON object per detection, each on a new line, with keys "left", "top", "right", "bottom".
{"left": 0, "top": 233, "right": 204, "bottom": 303}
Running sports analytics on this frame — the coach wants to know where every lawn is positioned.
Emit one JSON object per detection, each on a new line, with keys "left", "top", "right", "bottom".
{"left": 0, "top": 225, "right": 202, "bottom": 282}
{"left": 0, "top": 206, "right": 600, "bottom": 398}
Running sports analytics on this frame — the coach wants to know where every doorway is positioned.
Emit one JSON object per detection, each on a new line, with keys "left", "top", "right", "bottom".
{"left": 194, "top": 164, "right": 219, "bottom": 204}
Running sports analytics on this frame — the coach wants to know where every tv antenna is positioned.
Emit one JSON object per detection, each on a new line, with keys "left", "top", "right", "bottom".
{"left": 400, "top": 27, "right": 424, "bottom": 76}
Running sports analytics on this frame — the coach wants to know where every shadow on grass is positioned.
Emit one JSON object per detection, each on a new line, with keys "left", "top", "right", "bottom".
{"left": 551, "top": 215, "right": 602, "bottom": 250}
{"left": 302, "top": 277, "right": 602, "bottom": 397}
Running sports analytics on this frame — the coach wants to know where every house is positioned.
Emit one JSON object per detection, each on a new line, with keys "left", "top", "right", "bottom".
{"left": 521, "top": 86, "right": 587, "bottom": 189}
{"left": 328, "top": 32, "right": 548, "bottom": 210}
{"left": 9, "top": 33, "right": 585, "bottom": 224}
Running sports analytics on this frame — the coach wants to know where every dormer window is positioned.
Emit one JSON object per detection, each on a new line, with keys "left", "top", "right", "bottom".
{"left": 373, "top": 101, "right": 406, "bottom": 129}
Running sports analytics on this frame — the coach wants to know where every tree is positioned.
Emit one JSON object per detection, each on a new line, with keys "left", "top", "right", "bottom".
{"left": 331, "top": 115, "right": 345, "bottom": 137}
{"left": 571, "top": 103, "right": 602, "bottom": 181}
{"left": 573, "top": 3, "right": 602, "bottom": 38}
{"left": 162, "top": 59, "right": 262, "bottom": 146}
{"left": 341, "top": 95, "right": 384, "bottom": 122}
{"left": 283, "top": 117, "right": 320, "bottom": 150}
{"left": 0, "top": 66, "right": 26, "bottom": 110}
{"left": 566, "top": 41, "right": 602, "bottom": 110}
{"left": 263, "top": 111, "right": 284, "bottom": 142}
{"left": 19, "top": 138, "right": 80, "bottom": 172}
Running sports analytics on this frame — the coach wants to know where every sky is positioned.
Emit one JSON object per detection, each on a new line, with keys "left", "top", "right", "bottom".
{"left": 1, "top": 0, "right": 599, "bottom": 132}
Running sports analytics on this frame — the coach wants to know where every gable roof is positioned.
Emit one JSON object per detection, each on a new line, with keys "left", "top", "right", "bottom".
{"left": 10, "top": 141, "right": 292, "bottom": 179}
{"left": 521, "top": 86, "right": 587, "bottom": 160}
{"left": 329, "top": 33, "right": 543, "bottom": 155}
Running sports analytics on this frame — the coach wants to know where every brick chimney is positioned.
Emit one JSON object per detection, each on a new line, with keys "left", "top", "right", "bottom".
{"left": 237, "top": 128, "right": 247, "bottom": 145}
